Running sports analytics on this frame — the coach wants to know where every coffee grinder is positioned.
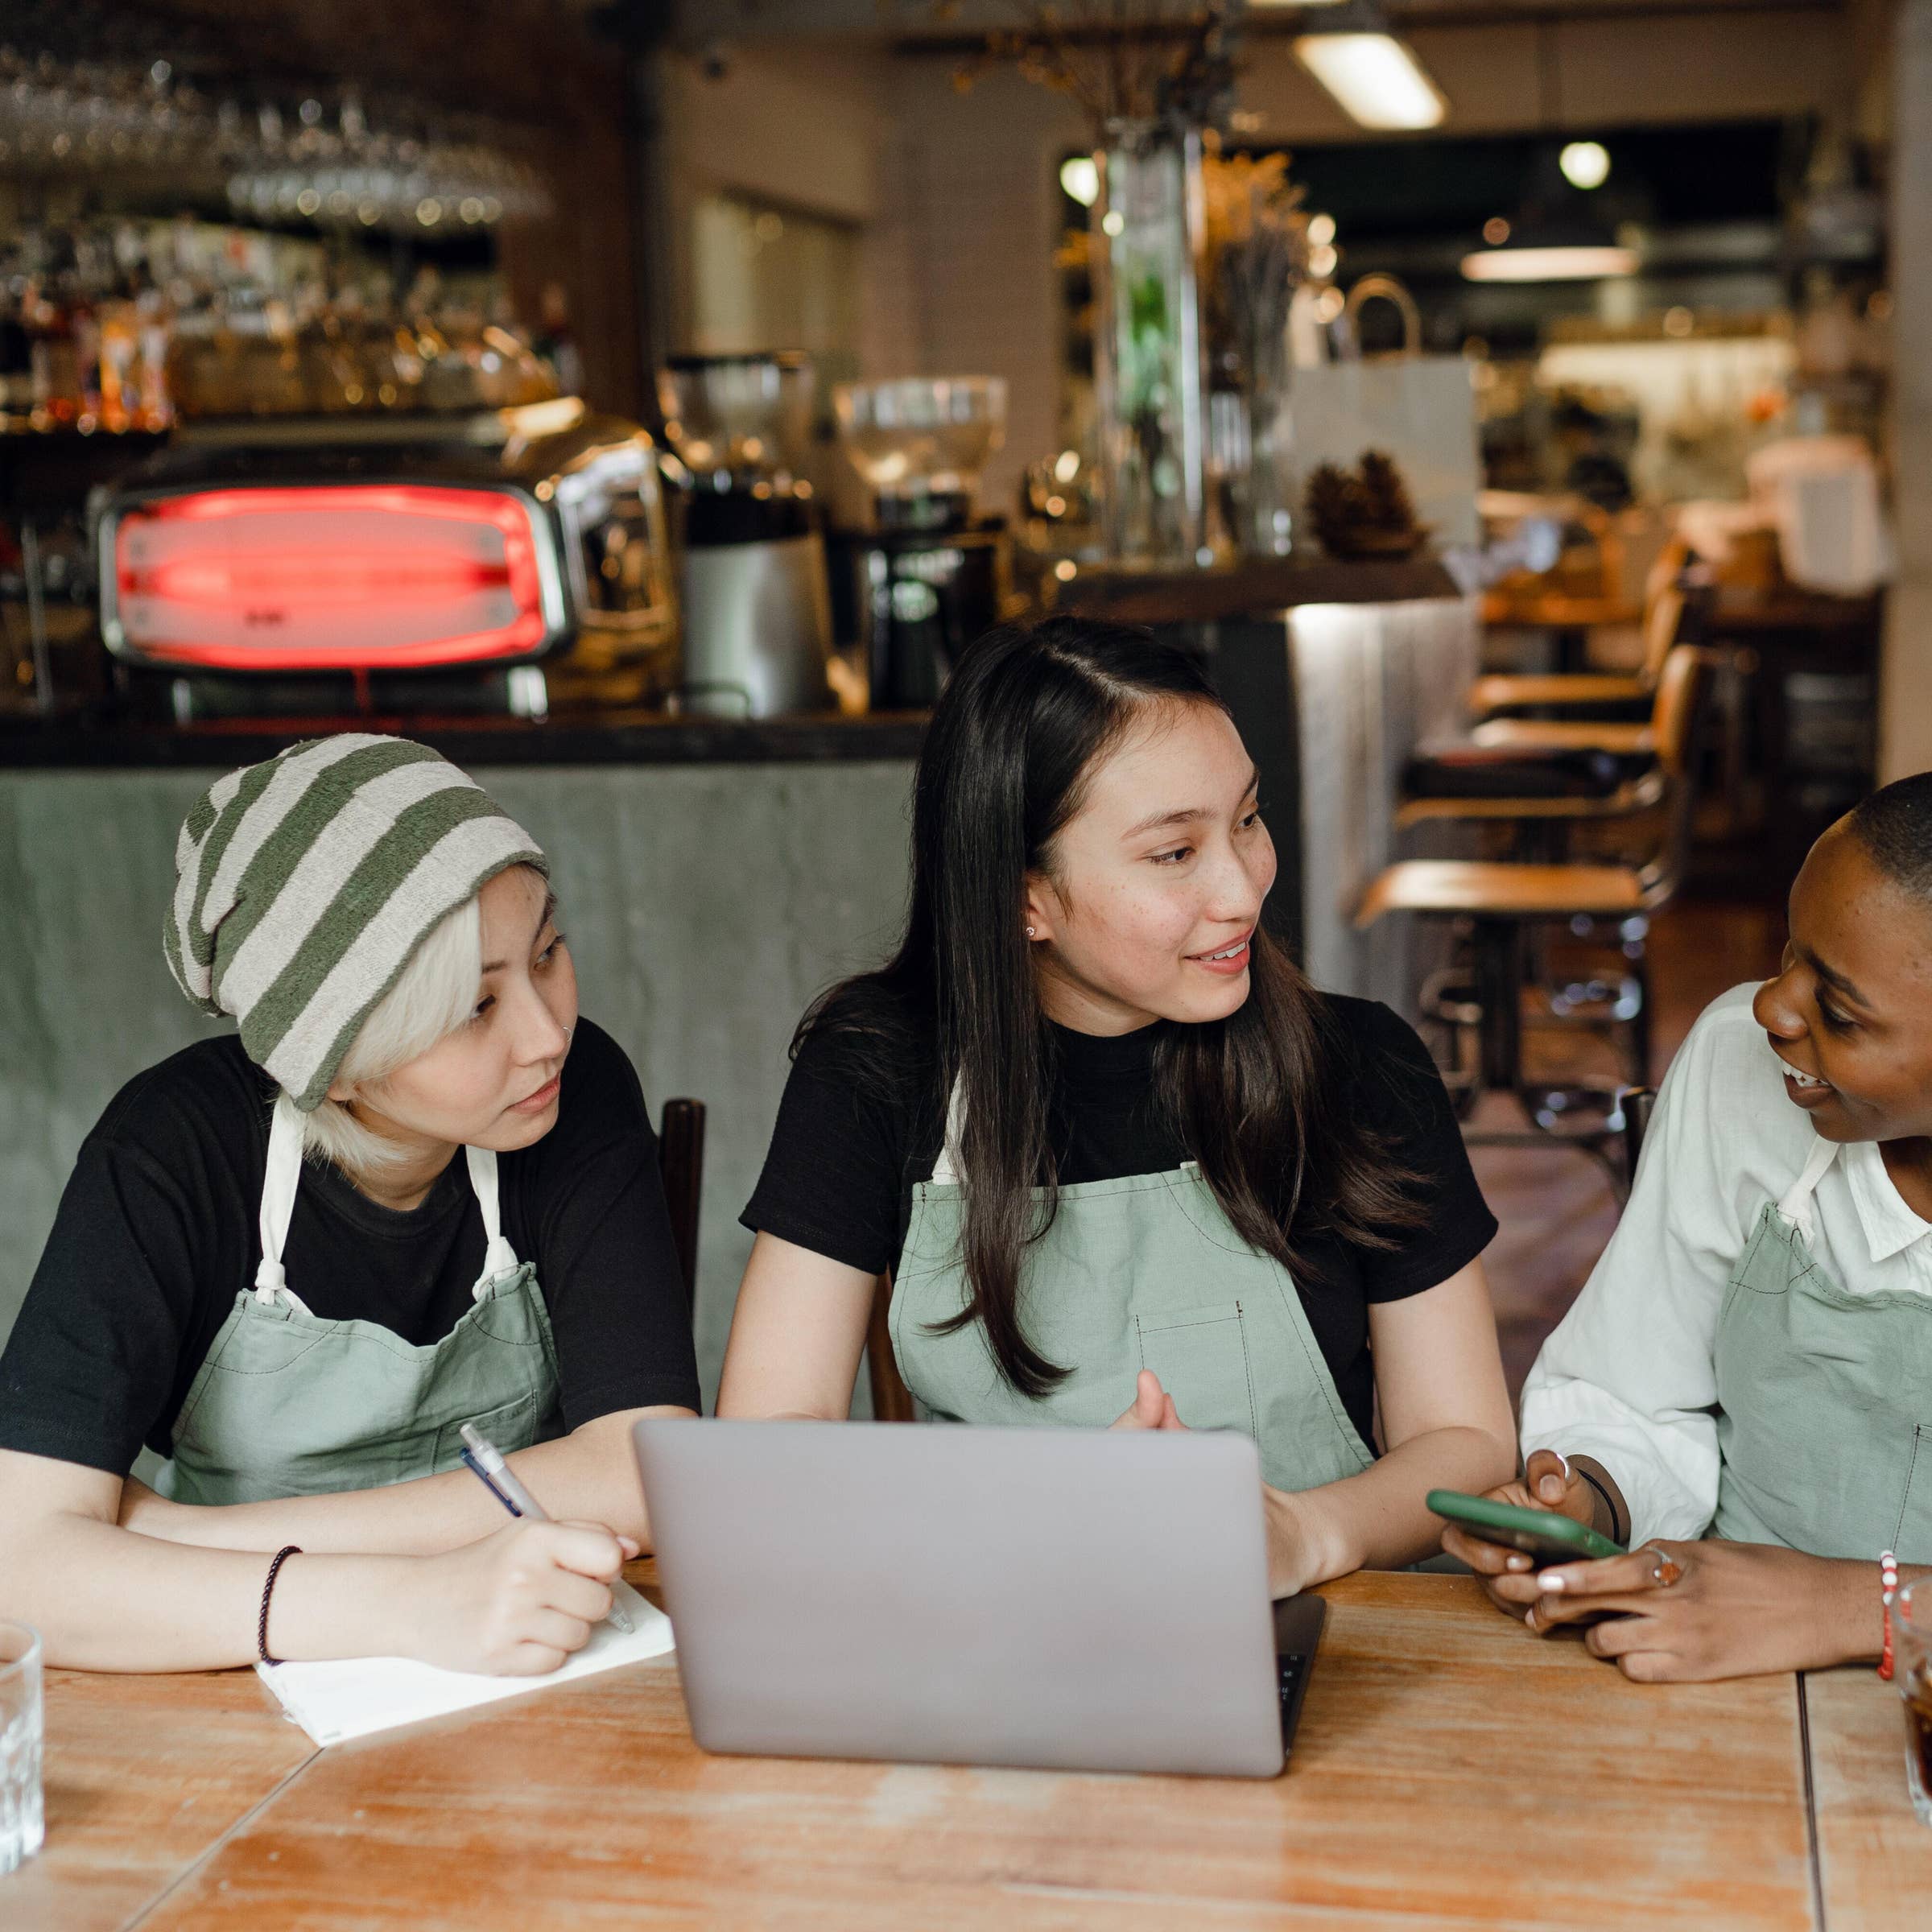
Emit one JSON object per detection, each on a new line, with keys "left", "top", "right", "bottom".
{"left": 657, "top": 352, "right": 832, "bottom": 716}
{"left": 829, "top": 378, "right": 1009, "bottom": 709}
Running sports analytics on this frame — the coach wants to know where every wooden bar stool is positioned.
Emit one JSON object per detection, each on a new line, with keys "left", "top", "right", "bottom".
{"left": 1403, "top": 633, "right": 1682, "bottom": 901}
{"left": 1402, "top": 638, "right": 1711, "bottom": 1042}
{"left": 1468, "top": 538, "right": 1695, "bottom": 722}
{"left": 1357, "top": 649, "right": 1711, "bottom": 1149}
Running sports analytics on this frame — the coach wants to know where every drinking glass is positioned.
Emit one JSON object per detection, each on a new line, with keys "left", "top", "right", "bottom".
{"left": 0, "top": 1620, "right": 43, "bottom": 1874}
{"left": 1897, "top": 1582, "right": 1932, "bottom": 1827}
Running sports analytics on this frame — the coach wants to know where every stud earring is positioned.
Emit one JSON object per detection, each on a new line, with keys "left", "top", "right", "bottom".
{"left": 1025, "top": 925, "right": 1037, "bottom": 939}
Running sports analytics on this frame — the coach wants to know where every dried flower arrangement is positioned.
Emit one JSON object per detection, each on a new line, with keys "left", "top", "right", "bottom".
{"left": 943, "top": 2, "right": 1239, "bottom": 138}
{"left": 1201, "top": 147, "right": 1310, "bottom": 394}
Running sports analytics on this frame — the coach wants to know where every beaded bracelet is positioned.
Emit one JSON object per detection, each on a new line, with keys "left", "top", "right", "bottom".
{"left": 1880, "top": 1549, "right": 1900, "bottom": 1682}
{"left": 258, "top": 1544, "right": 303, "bottom": 1667}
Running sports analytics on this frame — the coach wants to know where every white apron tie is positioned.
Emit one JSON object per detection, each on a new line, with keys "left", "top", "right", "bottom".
{"left": 254, "top": 1095, "right": 522, "bottom": 1313}
{"left": 1775, "top": 1135, "right": 1841, "bottom": 1244}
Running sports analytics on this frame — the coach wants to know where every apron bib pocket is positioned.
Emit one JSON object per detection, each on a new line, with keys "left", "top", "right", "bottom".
{"left": 1134, "top": 1302, "right": 1257, "bottom": 1439}
{"left": 431, "top": 1384, "right": 551, "bottom": 1473}
{"left": 1893, "top": 1425, "right": 1932, "bottom": 1554}
{"left": 896, "top": 1084, "right": 1376, "bottom": 1494}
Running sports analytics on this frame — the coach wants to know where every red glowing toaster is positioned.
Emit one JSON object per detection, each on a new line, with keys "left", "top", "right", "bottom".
{"left": 96, "top": 402, "right": 676, "bottom": 688}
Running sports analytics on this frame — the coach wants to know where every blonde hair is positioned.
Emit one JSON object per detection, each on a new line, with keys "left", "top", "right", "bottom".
{"left": 284, "top": 886, "right": 489, "bottom": 1179}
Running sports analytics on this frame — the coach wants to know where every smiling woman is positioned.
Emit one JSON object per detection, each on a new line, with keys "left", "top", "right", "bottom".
{"left": 1444, "top": 773, "right": 1932, "bottom": 1681}
{"left": 0, "top": 735, "right": 699, "bottom": 1676}
{"left": 718, "top": 619, "right": 1517, "bottom": 1598}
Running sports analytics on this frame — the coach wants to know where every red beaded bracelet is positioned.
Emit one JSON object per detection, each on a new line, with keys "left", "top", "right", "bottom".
{"left": 1880, "top": 1550, "right": 1900, "bottom": 1682}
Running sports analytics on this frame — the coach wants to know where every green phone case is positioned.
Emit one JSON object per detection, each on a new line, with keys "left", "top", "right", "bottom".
{"left": 1426, "top": 1488, "right": 1627, "bottom": 1563}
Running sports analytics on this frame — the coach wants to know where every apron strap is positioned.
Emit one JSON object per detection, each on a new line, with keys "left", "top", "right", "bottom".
{"left": 464, "top": 1144, "right": 522, "bottom": 1298}
{"left": 1777, "top": 1136, "right": 1841, "bottom": 1241}
{"left": 928, "top": 1076, "right": 967, "bottom": 1187}
{"left": 254, "top": 1095, "right": 314, "bottom": 1315}
{"left": 254, "top": 1104, "right": 518, "bottom": 1313}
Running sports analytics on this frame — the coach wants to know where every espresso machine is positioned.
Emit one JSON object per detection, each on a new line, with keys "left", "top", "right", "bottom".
{"left": 655, "top": 353, "right": 832, "bottom": 716}
{"left": 829, "top": 377, "right": 1009, "bottom": 709}
{"left": 95, "top": 398, "right": 678, "bottom": 720}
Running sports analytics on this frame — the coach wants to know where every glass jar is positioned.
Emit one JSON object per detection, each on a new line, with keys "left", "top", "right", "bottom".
{"left": 1090, "top": 121, "right": 1212, "bottom": 565}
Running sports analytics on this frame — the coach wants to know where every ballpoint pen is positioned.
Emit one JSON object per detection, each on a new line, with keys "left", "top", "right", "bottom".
{"left": 457, "top": 1422, "right": 634, "bottom": 1633}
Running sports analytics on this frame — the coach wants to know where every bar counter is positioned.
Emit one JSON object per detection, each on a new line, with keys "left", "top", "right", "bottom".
{"left": 0, "top": 567, "right": 1477, "bottom": 1406}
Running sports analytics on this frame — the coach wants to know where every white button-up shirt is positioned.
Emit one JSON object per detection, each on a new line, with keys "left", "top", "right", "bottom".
{"left": 1519, "top": 981, "right": 1932, "bottom": 1546}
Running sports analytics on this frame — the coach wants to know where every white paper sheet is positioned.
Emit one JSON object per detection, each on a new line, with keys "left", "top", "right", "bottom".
{"left": 254, "top": 1582, "right": 675, "bottom": 1746}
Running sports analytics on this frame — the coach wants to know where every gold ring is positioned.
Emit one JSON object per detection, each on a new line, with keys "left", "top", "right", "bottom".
{"left": 1643, "top": 1544, "right": 1685, "bottom": 1588}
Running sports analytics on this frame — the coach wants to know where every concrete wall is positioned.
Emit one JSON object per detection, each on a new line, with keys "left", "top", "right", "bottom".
{"left": 0, "top": 762, "right": 918, "bottom": 1410}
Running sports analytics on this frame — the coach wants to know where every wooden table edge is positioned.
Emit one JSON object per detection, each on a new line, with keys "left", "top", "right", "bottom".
{"left": 120, "top": 1748, "right": 324, "bottom": 1932}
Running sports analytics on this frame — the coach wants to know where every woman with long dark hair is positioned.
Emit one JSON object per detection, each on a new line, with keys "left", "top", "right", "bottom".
{"left": 719, "top": 619, "right": 1514, "bottom": 1592}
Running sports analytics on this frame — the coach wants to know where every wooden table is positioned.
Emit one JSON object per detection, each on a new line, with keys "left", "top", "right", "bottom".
{"left": 10, "top": 1571, "right": 1926, "bottom": 1930}
{"left": 1803, "top": 1666, "right": 1932, "bottom": 1930}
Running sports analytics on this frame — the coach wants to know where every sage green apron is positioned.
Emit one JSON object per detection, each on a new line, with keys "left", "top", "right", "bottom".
{"left": 1712, "top": 1135, "right": 1932, "bottom": 1562}
{"left": 155, "top": 1094, "right": 563, "bottom": 1506}
{"left": 890, "top": 1085, "right": 1375, "bottom": 1493}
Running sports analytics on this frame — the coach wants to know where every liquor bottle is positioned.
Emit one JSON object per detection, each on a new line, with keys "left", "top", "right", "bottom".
{"left": 26, "top": 276, "right": 81, "bottom": 430}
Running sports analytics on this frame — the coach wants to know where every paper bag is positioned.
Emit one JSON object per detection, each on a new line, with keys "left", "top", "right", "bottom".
{"left": 1287, "top": 357, "right": 1482, "bottom": 550}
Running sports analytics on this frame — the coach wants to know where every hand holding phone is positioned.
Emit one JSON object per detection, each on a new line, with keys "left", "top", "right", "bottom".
{"left": 1428, "top": 1488, "right": 1626, "bottom": 1567}
{"left": 1435, "top": 1451, "right": 1628, "bottom": 1621}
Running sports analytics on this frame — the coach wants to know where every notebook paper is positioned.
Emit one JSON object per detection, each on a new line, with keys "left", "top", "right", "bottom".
{"left": 255, "top": 1583, "right": 674, "bottom": 1746}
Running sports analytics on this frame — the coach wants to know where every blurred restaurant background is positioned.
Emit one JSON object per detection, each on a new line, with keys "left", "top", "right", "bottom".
{"left": 0, "top": 0, "right": 1918, "bottom": 1403}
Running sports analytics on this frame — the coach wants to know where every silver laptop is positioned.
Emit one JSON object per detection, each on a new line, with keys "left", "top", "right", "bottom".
{"left": 632, "top": 1418, "right": 1323, "bottom": 1778}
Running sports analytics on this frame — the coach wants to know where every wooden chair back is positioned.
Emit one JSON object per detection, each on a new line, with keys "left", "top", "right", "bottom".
{"left": 657, "top": 1098, "right": 706, "bottom": 1316}
{"left": 867, "top": 1276, "right": 917, "bottom": 1421}
{"left": 1640, "top": 646, "right": 1715, "bottom": 903}
{"left": 1619, "top": 1085, "right": 1657, "bottom": 1187}
{"left": 1636, "top": 539, "right": 1694, "bottom": 685}
{"left": 1649, "top": 642, "right": 1707, "bottom": 778}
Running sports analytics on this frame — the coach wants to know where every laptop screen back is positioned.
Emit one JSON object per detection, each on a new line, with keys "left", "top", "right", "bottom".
{"left": 634, "top": 1419, "right": 1286, "bottom": 1777}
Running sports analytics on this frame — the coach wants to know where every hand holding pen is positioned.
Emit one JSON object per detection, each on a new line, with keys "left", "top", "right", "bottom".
{"left": 459, "top": 1422, "right": 634, "bottom": 1634}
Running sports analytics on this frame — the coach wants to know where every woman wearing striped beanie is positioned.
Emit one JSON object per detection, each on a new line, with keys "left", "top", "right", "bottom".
{"left": 0, "top": 735, "right": 700, "bottom": 1675}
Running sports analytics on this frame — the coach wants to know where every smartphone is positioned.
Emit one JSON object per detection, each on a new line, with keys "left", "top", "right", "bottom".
{"left": 1427, "top": 1489, "right": 1626, "bottom": 1566}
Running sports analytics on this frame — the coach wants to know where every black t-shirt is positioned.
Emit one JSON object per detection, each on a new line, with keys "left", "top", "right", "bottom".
{"left": 741, "top": 994, "right": 1495, "bottom": 1444}
{"left": 0, "top": 1018, "right": 701, "bottom": 1478}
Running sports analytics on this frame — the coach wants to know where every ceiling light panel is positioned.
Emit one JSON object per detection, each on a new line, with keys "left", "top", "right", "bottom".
{"left": 1293, "top": 33, "right": 1447, "bottom": 132}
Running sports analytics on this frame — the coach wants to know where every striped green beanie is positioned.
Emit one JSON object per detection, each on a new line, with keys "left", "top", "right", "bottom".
{"left": 166, "top": 734, "right": 547, "bottom": 1111}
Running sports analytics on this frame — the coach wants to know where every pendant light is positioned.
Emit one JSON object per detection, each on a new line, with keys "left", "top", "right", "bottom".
{"left": 1461, "top": 233, "right": 1637, "bottom": 282}
{"left": 1459, "top": 27, "right": 1637, "bottom": 283}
